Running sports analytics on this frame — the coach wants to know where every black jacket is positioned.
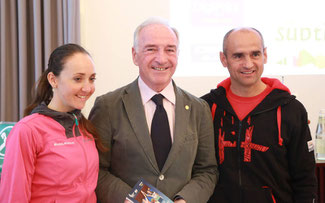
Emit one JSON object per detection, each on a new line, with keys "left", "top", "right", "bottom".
{"left": 201, "top": 78, "right": 317, "bottom": 203}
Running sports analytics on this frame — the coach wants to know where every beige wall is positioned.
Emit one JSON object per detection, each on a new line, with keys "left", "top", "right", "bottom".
{"left": 79, "top": 0, "right": 325, "bottom": 141}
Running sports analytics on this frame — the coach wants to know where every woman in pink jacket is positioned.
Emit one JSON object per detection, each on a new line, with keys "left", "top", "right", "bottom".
{"left": 0, "top": 44, "right": 104, "bottom": 203}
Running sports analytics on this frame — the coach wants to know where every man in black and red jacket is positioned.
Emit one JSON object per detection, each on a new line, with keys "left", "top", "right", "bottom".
{"left": 202, "top": 27, "right": 317, "bottom": 203}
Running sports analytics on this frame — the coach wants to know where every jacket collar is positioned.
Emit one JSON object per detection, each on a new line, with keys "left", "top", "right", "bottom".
{"left": 209, "top": 83, "right": 295, "bottom": 117}
{"left": 31, "top": 103, "right": 82, "bottom": 138}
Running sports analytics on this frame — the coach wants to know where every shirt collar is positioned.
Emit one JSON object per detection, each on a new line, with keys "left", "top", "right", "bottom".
{"left": 138, "top": 76, "right": 176, "bottom": 105}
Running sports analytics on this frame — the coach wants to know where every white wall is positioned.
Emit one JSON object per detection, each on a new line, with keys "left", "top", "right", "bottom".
{"left": 79, "top": 0, "right": 169, "bottom": 113}
{"left": 79, "top": 0, "right": 325, "bottom": 141}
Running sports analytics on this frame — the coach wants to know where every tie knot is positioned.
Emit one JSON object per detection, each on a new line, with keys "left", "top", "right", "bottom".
{"left": 151, "top": 94, "right": 164, "bottom": 106}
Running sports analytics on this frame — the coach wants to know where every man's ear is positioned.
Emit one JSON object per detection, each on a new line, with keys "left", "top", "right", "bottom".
{"left": 47, "top": 72, "right": 57, "bottom": 88}
{"left": 220, "top": 52, "right": 228, "bottom": 68}
{"left": 132, "top": 47, "right": 139, "bottom": 66}
{"left": 263, "top": 47, "right": 268, "bottom": 64}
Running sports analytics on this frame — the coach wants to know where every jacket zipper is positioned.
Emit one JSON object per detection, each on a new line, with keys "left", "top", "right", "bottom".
{"left": 238, "top": 120, "right": 243, "bottom": 202}
{"left": 72, "top": 116, "right": 90, "bottom": 200}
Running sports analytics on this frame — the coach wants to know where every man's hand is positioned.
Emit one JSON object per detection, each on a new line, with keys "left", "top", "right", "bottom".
{"left": 174, "top": 199, "right": 186, "bottom": 203}
{"left": 124, "top": 199, "right": 132, "bottom": 203}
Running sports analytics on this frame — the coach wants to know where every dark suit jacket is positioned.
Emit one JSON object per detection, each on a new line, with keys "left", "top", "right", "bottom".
{"left": 89, "top": 79, "right": 218, "bottom": 203}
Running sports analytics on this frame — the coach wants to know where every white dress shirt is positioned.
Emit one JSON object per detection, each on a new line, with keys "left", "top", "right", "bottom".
{"left": 138, "top": 77, "right": 176, "bottom": 142}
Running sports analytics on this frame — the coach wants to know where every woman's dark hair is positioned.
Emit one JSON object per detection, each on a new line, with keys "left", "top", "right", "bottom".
{"left": 24, "top": 43, "right": 90, "bottom": 115}
{"left": 24, "top": 43, "right": 106, "bottom": 151}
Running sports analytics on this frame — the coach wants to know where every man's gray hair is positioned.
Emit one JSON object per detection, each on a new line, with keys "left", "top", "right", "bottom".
{"left": 133, "top": 17, "right": 179, "bottom": 51}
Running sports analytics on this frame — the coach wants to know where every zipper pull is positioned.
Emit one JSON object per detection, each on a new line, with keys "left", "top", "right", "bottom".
{"left": 73, "top": 113, "right": 79, "bottom": 126}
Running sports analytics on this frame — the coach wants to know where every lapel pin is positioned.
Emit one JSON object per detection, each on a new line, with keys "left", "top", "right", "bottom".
{"left": 185, "top": 105, "right": 189, "bottom": 110}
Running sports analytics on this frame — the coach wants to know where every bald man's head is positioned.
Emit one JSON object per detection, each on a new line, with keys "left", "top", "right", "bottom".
{"left": 222, "top": 27, "right": 265, "bottom": 56}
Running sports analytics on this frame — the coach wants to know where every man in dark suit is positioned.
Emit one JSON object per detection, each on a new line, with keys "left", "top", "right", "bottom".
{"left": 89, "top": 17, "right": 218, "bottom": 203}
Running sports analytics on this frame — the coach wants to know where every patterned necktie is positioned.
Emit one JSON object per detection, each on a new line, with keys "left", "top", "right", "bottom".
{"left": 151, "top": 94, "right": 172, "bottom": 171}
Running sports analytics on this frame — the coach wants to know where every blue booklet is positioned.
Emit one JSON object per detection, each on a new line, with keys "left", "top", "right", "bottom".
{"left": 126, "top": 178, "right": 173, "bottom": 203}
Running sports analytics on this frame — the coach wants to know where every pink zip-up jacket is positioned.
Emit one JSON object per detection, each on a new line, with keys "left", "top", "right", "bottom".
{"left": 0, "top": 104, "right": 99, "bottom": 203}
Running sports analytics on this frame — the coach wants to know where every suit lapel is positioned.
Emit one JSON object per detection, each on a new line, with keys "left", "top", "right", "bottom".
{"left": 162, "top": 84, "right": 191, "bottom": 172}
{"left": 122, "top": 79, "right": 160, "bottom": 172}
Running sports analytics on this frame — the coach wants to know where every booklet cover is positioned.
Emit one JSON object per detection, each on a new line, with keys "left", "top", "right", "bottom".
{"left": 126, "top": 178, "right": 173, "bottom": 203}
